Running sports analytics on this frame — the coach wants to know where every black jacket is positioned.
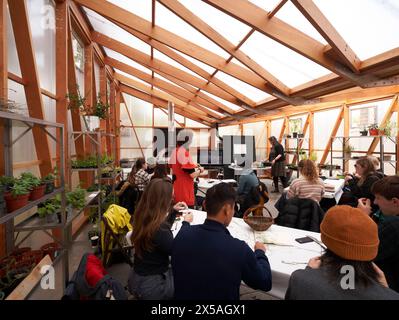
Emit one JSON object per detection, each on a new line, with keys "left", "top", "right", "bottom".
{"left": 275, "top": 197, "right": 325, "bottom": 232}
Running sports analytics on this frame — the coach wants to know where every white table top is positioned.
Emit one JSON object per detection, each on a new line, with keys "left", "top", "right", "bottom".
{"left": 172, "top": 210, "right": 324, "bottom": 299}
{"left": 284, "top": 178, "right": 345, "bottom": 202}
{"left": 197, "top": 178, "right": 237, "bottom": 190}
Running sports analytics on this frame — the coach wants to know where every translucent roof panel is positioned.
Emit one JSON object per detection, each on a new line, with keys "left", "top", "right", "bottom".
{"left": 248, "top": 0, "right": 282, "bottom": 12}
{"left": 107, "top": 0, "right": 152, "bottom": 23}
{"left": 153, "top": 49, "right": 207, "bottom": 81}
{"left": 155, "top": 1, "right": 230, "bottom": 59}
{"left": 83, "top": 8, "right": 151, "bottom": 55}
{"left": 154, "top": 73, "right": 187, "bottom": 90}
{"left": 170, "top": 48, "right": 216, "bottom": 75}
{"left": 314, "top": 0, "right": 399, "bottom": 60}
{"left": 214, "top": 70, "right": 271, "bottom": 102}
{"left": 203, "top": 92, "right": 244, "bottom": 112}
{"left": 241, "top": 31, "right": 330, "bottom": 88}
{"left": 275, "top": 1, "right": 327, "bottom": 45}
{"left": 116, "top": 69, "right": 151, "bottom": 87}
{"left": 104, "top": 48, "right": 152, "bottom": 75}
{"left": 178, "top": 0, "right": 252, "bottom": 46}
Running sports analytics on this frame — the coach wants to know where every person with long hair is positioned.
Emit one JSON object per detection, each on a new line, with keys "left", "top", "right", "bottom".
{"left": 268, "top": 136, "right": 287, "bottom": 192}
{"left": 128, "top": 178, "right": 193, "bottom": 300}
{"left": 151, "top": 163, "right": 169, "bottom": 180}
{"left": 169, "top": 130, "right": 204, "bottom": 208}
{"left": 287, "top": 159, "right": 325, "bottom": 203}
{"left": 339, "top": 156, "right": 381, "bottom": 207}
{"left": 285, "top": 205, "right": 399, "bottom": 299}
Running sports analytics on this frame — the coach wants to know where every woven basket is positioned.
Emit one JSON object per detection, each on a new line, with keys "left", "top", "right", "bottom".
{"left": 243, "top": 205, "right": 274, "bottom": 232}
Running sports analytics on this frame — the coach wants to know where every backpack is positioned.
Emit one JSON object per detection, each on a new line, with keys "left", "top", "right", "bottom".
{"left": 62, "top": 253, "right": 127, "bottom": 300}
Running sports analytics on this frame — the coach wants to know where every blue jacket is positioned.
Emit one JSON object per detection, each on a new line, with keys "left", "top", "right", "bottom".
{"left": 237, "top": 169, "right": 259, "bottom": 197}
{"left": 171, "top": 219, "right": 272, "bottom": 300}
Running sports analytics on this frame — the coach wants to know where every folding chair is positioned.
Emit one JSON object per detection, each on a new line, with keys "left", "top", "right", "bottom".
{"left": 101, "top": 204, "right": 133, "bottom": 268}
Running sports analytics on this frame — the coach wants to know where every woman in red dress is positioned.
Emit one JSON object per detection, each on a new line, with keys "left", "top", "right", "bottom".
{"left": 169, "top": 131, "right": 204, "bottom": 208}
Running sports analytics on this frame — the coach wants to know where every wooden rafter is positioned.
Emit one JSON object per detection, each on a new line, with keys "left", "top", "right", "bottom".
{"left": 268, "top": 0, "right": 288, "bottom": 18}
{"left": 93, "top": 32, "right": 240, "bottom": 108}
{"left": 115, "top": 73, "right": 216, "bottom": 123}
{"left": 202, "top": 0, "right": 374, "bottom": 86}
{"left": 367, "top": 96, "right": 398, "bottom": 155}
{"left": 114, "top": 23, "right": 255, "bottom": 108}
{"left": 158, "top": 0, "right": 290, "bottom": 95}
{"left": 105, "top": 57, "right": 226, "bottom": 117}
{"left": 9, "top": 0, "right": 52, "bottom": 176}
{"left": 120, "top": 84, "right": 212, "bottom": 127}
{"left": 74, "top": 0, "right": 272, "bottom": 94}
{"left": 291, "top": 0, "right": 360, "bottom": 73}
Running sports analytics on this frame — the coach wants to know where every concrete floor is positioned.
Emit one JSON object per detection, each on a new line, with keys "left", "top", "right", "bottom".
{"left": 28, "top": 178, "right": 283, "bottom": 300}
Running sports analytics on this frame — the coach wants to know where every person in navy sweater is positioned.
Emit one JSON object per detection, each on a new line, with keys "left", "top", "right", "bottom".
{"left": 171, "top": 183, "right": 272, "bottom": 300}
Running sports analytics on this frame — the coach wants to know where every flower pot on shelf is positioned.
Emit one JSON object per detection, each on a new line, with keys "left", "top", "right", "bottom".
{"left": 4, "top": 192, "right": 30, "bottom": 213}
{"left": 46, "top": 213, "right": 59, "bottom": 224}
{"left": 44, "top": 181, "right": 55, "bottom": 194}
{"left": 369, "top": 128, "right": 379, "bottom": 136}
{"left": 29, "top": 184, "right": 46, "bottom": 201}
{"left": 298, "top": 133, "right": 304, "bottom": 138}
{"left": 292, "top": 132, "right": 298, "bottom": 138}
{"left": 360, "top": 130, "right": 368, "bottom": 136}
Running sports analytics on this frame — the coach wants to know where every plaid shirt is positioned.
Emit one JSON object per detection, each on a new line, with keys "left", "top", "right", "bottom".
{"left": 134, "top": 169, "right": 150, "bottom": 191}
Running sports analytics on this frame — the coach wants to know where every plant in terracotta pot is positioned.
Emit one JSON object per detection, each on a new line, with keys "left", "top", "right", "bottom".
{"left": 4, "top": 180, "right": 30, "bottom": 213}
{"left": 37, "top": 198, "right": 61, "bottom": 224}
{"left": 66, "top": 187, "right": 86, "bottom": 210}
{"left": 20, "top": 172, "right": 45, "bottom": 201}
{"left": 368, "top": 124, "right": 379, "bottom": 136}
{"left": 93, "top": 94, "right": 110, "bottom": 120}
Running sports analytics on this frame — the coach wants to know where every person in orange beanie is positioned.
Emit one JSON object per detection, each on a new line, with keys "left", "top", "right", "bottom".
{"left": 285, "top": 205, "right": 399, "bottom": 300}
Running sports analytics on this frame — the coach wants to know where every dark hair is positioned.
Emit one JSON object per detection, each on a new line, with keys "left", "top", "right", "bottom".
{"left": 128, "top": 157, "right": 146, "bottom": 184}
{"left": 320, "top": 250, "right": 379, "bottom": 287}
{"left": 132, "top": 178, "right": 173, "bottom": 258}
{"left": 356, "top": 157, "right": 376, "bottom": 186}
{"left": 268, "top": 136, "right": 278, "bottom": 146}
{"left": 151, "top": 163, "right": 169, "bottom": 180}
{"left": 204, "top": 183, "right": 237, "bottom": 216}
{"left": 371, "top": 175, "right": 399, "bottom": 200}
{"left": 176, "top": 129, "right": 194, "bottom": 148}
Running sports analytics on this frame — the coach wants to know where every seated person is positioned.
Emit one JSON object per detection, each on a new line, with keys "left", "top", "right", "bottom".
{"left": 339, "top": 157, "right": 380, "bottom": 208}
{"left": 286, "top": 205, "right": 399, "bottom": 300}
{"left": 128, "top": 178, "right": 193, "bottom": 300}
{"left": 171, "top": 183, "right": 272, "bottom": 300}
{"left": 357, "top": 176, "right": 399, "bottom": 292}
{"left": 237, "top": 160, "right": 259, "bottom": 216}
{"left": 151, "top": 163, "right": 169, "bottom": 180}
{"left": 287, "top": 159, "right": 325, "bottom": 203}
{"left": 367, "top": 155, "right": 385, "bottom": 179}
{"left": 134, "top": 158, "right": 151, "bottom": 192}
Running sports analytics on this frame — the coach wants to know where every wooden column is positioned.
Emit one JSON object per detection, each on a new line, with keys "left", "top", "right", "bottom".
{"left": 56, "top": 0, "right": 69, "bottom": 185}
{"left": 309, "top": 112, "right": 314, "bottom": 156}
{"left": 9, "top": 0, "right": 53, "bottom": 177}
{"left": 0, "top": 0, "right": 7, "bottom": 258}
{"left": 266, "top": 120, "right": 271, "bottom": 159}
{"left": 343, "top": 104, "right": 350, "bottom": 172}
{"left": 397, "top": 101, "right": 399, "bottom": 175}
{"left": 115, "top": 89, "right": 121, "bottom": 163}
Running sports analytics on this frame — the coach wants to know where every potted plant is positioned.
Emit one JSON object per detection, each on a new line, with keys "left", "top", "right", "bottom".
{"left": 297, "top": 132, "right": 304, "bottom": 138}
{"left": 0, "top": 176, "right": 15, "bottom": 213}
{"left": 66, "top": 187, "right": 86, "bottom": 210}
{"left": 368, "top": 124, "right": 379, "bottom": 136}
{"left": 42, "top": 173, "right": 55, "bottom": 194}
{"left": 20, "top": 172, "right": 46, "bottom": 201}
{"left": 4, "top": 180, "right": 30, "bottom": 213}
{"left": 93, "top": 94, "right": 110, "bottom": 120}
{"left": 37, "top": 198, "right": 60, "bottom": 224}
{"left": 66, "top": 85, "right": 89, "bottom": 116}
{"left": 344, "top": 144, "right": 354, "bottom": 159}
{"left": 380, "top": 120, "right": 396, "bottom": 137}
{"left": 360, "top": 126, "right": 368, "bottom": 136}
{"left": 309, "top": 151, "right": 318, "bottom": 162}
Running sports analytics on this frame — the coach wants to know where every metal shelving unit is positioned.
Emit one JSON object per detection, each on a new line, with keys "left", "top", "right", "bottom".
{"left": 330, "top": 135, "right": 398, "bottom": 176}
{"left": 0, "top": 111, "right": 69, "bottom": 296}
{"left": 283, "top": 136, "right": 309, "bottom": 178}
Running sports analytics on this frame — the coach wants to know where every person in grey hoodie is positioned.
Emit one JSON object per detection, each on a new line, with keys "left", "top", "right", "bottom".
{"left": 285, "top": 205, "right": 399, "bottom": 300}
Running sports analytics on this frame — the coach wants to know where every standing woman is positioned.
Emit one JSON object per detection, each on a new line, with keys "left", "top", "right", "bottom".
{"left": 268, "top": 136, "right": 287, "bottom": 192}
{"left": 169, "top": 130, "right": 204, "bottom": 208}
{"left": 128, "top": 178, "right": 193, "bottom": 300}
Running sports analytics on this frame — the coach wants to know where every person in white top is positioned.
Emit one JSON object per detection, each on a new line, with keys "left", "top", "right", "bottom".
{"left": 287, "top": 159, "right": 325, "bottom": 203}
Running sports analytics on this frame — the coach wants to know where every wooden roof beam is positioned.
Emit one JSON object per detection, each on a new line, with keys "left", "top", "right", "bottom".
{"left": 158, "top": 0, "right": 290, "bottom": 95}
{"left": 291, "top": 0, "right": 361, "bottom": 73}
{"left": 268, "top": 0, "right": 288, "bottom": 18}
{"left": 74, "top": 0, "right": 271, "bottom": 94}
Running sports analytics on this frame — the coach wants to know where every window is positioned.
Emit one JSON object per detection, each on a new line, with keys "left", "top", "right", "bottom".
{"left": 289, "top": 118, "right": 302, "bottom": 133}
{"left": 350, "top": 106, "right": 377, "bottom": 129}
{"left": 72, "top": 34, "right": 84, "bottom": 71}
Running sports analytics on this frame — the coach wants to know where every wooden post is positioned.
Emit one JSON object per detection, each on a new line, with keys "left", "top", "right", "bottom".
{"left": 266, "top": 120, "right": 271, "bottom": 159}
{"left": 115, "top": 88, "right": 121, "bottom": 163}
{"left": 9, "top": 0, "right": 53, "bottom": 177}
{"left": 0, "top": 0, "right": 7, "bottom": 259}
{"left": 309, "top": 112, "right": 314, "bottom": 156}
{"left": 343, "top": 104, "right": 350, "bottom": 172}
{"left": 56, "top": 0, "right": 69, "bottom": 185}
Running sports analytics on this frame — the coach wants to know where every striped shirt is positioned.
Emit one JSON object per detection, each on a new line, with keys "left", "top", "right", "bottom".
{"left": 135, "top": 169, "right": 150, "bottom": 192}
{"left": 287, "top": 177, "right": 325, "bottom": 203}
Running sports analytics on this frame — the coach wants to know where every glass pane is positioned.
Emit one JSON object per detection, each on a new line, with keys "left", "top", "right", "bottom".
{"left": 8, "top": 80, "right": 27, "bottom": 116}
{"left": 203, "top": 92, "right": 244, "bottom": 112}
{"left": 185, "top": 118, "right": 210, "bottom": 128}
{"left": 122, "top": 93, "right": 153, "bottom": 126}
{"left": 170, "top": 48, "right": 216, "bottom": 74}
{"left": 155, "top": 1, "right": 230, "bottom": 59}
{"left": 84, "top": 8, "right": 151, "bottom": 55}
{"left": 218, "top": 125, "right": 240, "bottom": 137}
{"left": 107, "top": 0, "right": 152, "bottom": 22}
{"left": 179, "top": 0, "right": 252, "bottom": 46}
{"left": 27, "top": 0, "right": 56, "bottom": 93}
{"left": 248, "top": 0, "right": 282, "bottom": 12}
{"left": 314, "top": 0, "right": 399, "bottom": 60}
{"left": 7, "top": 7, "right": 21, "bottom": 76}
{"left": 214, "top": 70, "right": 271, "bottom": 102}
{"left": 276, "top": 1, "right": 327, "bottom": 44}
{"left": 154, "top": 107, "right": 169, "bottom": 126}
{"left": 241, "top": 31, "right": 330, "bottom": 88}
{"left": 243, "top": 122, "right": 266, "bottom": 148}
{"left": 94, "top": 61, "right": 100, "bottom": 96}
{"left": 271, "top": 118, "right": 284, "bottom": 138}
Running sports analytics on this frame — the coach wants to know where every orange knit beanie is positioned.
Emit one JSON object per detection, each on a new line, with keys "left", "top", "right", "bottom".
{"left": 320, "top": 205, "right": 379, "bottom": 261}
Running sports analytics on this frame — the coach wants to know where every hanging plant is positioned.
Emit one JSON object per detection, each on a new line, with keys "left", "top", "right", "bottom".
{"left": 93, "top": 94, "right": 110, "bottom": 120}
{"left": 66, "top": 85, "right": 90, "bottom": 115}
